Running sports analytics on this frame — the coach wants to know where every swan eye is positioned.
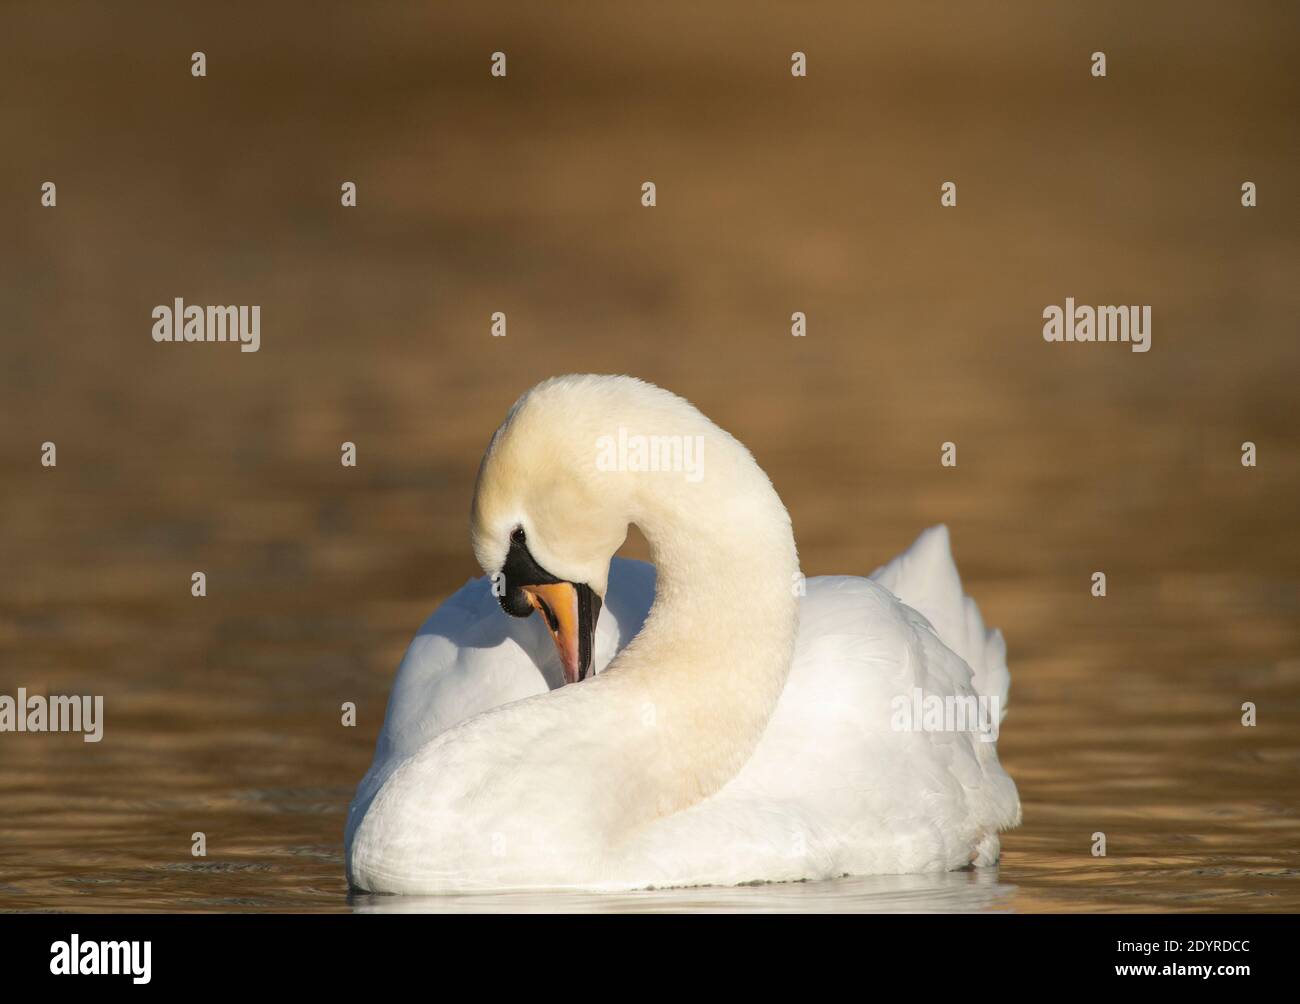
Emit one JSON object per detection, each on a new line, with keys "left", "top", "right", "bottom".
{"left": 510, "top": 526, "right": 526, "bottom": 546}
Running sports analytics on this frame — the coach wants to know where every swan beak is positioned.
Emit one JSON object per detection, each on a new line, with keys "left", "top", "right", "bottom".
{"left": 521, "top": 582, "right": 602, "bottom": 685}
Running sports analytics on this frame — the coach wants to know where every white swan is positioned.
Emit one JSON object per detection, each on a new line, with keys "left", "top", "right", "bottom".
{"left": 346, "top": 375, "right": 1020, "bottom": 893}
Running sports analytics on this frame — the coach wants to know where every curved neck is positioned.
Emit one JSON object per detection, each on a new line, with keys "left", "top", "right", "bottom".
{"left": 600, "top": 431, "right": 800, "bottom": 820}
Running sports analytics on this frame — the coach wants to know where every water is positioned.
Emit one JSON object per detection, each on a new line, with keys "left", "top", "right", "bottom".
{"left": 1, "top": 2, "right": 1297, "bottom": 912}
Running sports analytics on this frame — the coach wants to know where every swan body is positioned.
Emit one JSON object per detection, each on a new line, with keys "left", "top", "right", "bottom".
{"left": 346, "top": 375, "right": 1020, "bottom": 893}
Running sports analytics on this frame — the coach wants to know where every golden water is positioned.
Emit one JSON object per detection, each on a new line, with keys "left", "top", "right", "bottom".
{"left": 1, "top": 2, "right": 1296, "bottom": 911}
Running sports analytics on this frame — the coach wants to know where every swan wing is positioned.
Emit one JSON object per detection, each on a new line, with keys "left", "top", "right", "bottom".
{"left": 605, "top": 570, "right": 1020, "bottom": 887}
{"left": 870, "top": 523, "right": 1010, "bottom": 717}
{"left": 347, "top": 538, "right": 1019, "bottom": 890}
{"left": 345, "top": 558, "right": 657, "bottom": 857}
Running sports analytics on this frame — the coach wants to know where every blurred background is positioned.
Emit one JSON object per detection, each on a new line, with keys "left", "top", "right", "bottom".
{"left": 1, "top": 1, "right": 1296, "bottom": 911}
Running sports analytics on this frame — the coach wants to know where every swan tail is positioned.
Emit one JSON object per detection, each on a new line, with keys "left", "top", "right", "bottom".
{"left": 869, "top": 524, "right": 1010, "bottom": 720}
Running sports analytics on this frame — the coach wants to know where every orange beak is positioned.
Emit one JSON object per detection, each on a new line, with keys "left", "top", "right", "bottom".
{"left": 520, "top": 582, "right": 600, "bottom": 684}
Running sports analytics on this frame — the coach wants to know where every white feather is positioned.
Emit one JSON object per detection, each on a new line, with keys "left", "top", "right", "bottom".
{"left": 345, "top": 375, "right": 1020, "bottom": 893}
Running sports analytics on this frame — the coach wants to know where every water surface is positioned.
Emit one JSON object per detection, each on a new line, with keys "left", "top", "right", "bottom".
{"left": 1, "top": 1, "right": 1297, "bottom": 913}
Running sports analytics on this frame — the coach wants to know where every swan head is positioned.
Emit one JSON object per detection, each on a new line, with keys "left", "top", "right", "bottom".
{"left": 493, "top": 524, "right": 604, "bottom": 685}
{"left": 470, "top": 377, "right": 641, "bottom": 683}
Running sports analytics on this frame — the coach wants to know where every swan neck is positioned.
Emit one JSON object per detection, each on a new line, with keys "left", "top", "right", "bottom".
{"left": 605, "top": 430, "right": 800, "bottom": 816}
